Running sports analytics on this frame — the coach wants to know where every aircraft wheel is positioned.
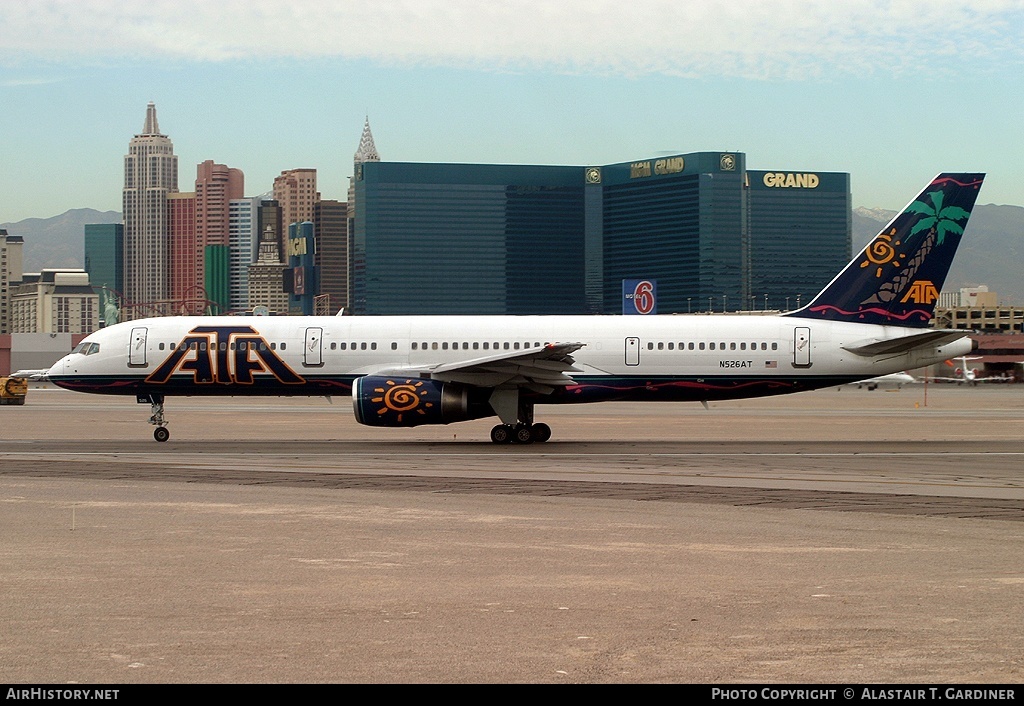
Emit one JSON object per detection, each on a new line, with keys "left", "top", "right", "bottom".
{"left": 490, "top": 424, "right": 513, "bottom": 444}
{"left": 154, "top": 427, "right": 170, "bottom": 443}
{"left": 532, "top": 423, "right": 552, "bottom": 443}
{"left": 513, "top": 424, "right": 534, "bottom": 444}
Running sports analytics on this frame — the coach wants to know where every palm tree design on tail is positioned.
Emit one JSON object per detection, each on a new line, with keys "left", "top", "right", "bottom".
{"left": 862, "top": 187, "right": 971, "bottom": 305}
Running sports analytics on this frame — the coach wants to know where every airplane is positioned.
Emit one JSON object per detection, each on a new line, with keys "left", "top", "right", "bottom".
{"left": 849, "top": 372, "right": 917, "bottom": 390}
{"left": 46, "top": 173, "right": 985, "bottom": 444}
{"left": 931, "top": 356, "right": 1009, "bottom": 384}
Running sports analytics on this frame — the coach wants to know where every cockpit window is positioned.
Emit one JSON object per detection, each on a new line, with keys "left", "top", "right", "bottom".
{"left": 73, "top": 342, "right": 101, "bottom": 356}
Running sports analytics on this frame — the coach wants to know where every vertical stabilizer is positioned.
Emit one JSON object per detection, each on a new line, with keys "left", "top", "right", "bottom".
{"left": 787, "top": 173, "right": 984, "bottom": 327}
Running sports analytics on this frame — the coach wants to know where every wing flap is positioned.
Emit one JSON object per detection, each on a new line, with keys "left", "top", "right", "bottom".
{"left": 375, "top": 342, "right": 585, "bottom": 390}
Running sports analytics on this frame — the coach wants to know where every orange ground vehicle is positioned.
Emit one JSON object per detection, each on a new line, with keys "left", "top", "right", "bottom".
{"left": 0, "top": 376, "right": 28, "bottom": 405}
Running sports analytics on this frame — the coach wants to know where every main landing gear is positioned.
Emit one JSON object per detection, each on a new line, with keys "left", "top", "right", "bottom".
{"left": 489, "top": 422, "right": 552, "bottom": 445}
{"left": 139, "top": 393, "right": 170, "bottom": 442}
{"left": 487, "top": 390, "right": 551, "bottom": 444}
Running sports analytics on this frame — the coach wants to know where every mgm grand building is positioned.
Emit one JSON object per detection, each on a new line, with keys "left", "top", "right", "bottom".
{"left": 351, "top": 152, "right": 850, "bottom": 315}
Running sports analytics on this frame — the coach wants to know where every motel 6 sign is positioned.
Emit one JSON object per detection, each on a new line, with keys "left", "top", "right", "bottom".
{"left": 622, "top": 279, "right": 657, "bottom": 315}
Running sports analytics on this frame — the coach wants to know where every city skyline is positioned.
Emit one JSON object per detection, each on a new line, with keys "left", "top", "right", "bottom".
{"left": 2, "top": 1, "right": 1023, "bottom": 224}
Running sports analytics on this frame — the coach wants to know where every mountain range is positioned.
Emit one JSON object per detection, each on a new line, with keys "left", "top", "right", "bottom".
{"left": 4, "top": 203, "right": 1024, "bottom": 304}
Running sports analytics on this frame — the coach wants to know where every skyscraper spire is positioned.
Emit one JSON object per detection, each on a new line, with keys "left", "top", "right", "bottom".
{"left": 354, "top": 116, "right": 380, "bottom": 164}
{"left": 141, "top": 101, "right": 161, "bottom": 136}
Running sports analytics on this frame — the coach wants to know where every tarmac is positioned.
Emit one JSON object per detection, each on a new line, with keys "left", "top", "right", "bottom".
{"left": 1, "top": 384, "right": 1023, "bottom": 683}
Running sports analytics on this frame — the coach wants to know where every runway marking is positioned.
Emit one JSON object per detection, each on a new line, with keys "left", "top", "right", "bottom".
{"left": 4, "top": 451, "right": 1024, "bottom": 458}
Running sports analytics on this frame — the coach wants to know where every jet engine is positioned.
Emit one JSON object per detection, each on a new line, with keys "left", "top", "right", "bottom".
{"left": 352, "top": 376, "right": 494, "bottom": 427}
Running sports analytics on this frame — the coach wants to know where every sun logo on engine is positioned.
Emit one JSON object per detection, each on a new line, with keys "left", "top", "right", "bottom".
{"left": 372, "top": 379, "right": 432, "bottom": 422}
{"left": 860, "top": 229, "right": 905, "bottom": 278}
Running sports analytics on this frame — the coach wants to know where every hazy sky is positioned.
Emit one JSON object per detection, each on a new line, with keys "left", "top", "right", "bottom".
{"left": 2, "top": 0, "right": 1023, "bottom": 223}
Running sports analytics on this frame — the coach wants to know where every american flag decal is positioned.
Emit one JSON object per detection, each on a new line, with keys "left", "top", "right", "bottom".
{"left": 765, "top": 360, "right": 778, "bottom": 368}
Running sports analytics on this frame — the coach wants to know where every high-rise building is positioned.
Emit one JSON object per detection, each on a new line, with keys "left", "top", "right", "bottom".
{"left": 352, "top": 151, "right": 851, "bottom": 316}
{"left": 83, "top": 224, "right": 124, "bottom": 295}
{"left": 123, "top": 102, "right": 178, "bottom": 308}
{"left": 195, "top": 160, "right": 244, "bottom": 301}
{"left": 229, "top": 197, "right": 260, "bottom": 312}
{"left": 10, "top": 269, "right": 98, "bottom": 334}
{"left": 1, "top": 229, "right": 25, "bottom": 333}
{"left": 83, "top": 224, "right": 124, "bottom": 324}
{"left": 273, "top": 169, "right": 319, "bottom": 236}
{"left": 257, "top": 199, "right": 283, "bottom": 263}
{"left": 347, "top": 118, "right": 381, "bottom": 258}
{"left": 167, "top": 192, "right": 197, "bottom": 311}
{"left": 285, "top": 222, "right": 317, "bottom": 315}
{"left": 248, "top": 224, "right": 289, "bottom": 315}
{"left": 747, "top": 170, "right": 851, "bottom": 311}
{"left": 313, "top": 199, "right": 348, "bottom": 315}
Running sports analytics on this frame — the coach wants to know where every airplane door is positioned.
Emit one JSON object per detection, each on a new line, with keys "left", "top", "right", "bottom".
{"left": 793, "top": 327, "right": 812, "bottom": 368}
{"left": 625, "top": 337, "right": 640, "bottom": 366}
{"left": 129, "top": 327, "right": 148, "bottom": 367}
{"left": 304, "top": 327, "right": 323, "bottom": 367}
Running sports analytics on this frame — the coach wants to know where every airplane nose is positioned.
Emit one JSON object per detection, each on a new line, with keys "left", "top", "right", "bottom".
{"left": 47, "top": 355, "right": 69, "bottom": 378}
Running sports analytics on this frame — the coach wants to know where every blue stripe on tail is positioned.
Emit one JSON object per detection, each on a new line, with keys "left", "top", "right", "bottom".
{"left": 786, "top": 173, "right": 984, "bottom": 327}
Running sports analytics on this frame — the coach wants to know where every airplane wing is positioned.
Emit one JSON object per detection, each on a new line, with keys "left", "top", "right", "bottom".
{"left": 841, "top": 330, "right": 970, "bottom": 357}
{"left": 372, "top": 342, "right": 585, "bottom": 394}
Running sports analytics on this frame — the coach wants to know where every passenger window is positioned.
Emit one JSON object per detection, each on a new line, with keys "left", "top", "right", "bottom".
{"left": 740, "top": 342, "right": 746, "bottom": 350}
{"left": 647, "top": 342, "right": 654, "bottom": 350}
{"left": 771, "top": 342, "right": 778, "bottom": 351}
{"left": 442, "top": 342, "right": 449, "bottom": 350}
{"left": 360, "top": 342, "right": 367, "bottom": 350}
{"left": 668, "top": 342, "right": 674, "bottom": 350}
{"left": 730, "top": 342, "right": 736, "bottom": 350}
{"left": 391, "top": 342, "right": 397, "bottom": 351}
{"left": 710, "top": 342, "right": 716, "bottom": 351}
{"left": 699, "top": 342, "right": 705, "bottom": 351}
{"left": 159, "top": 342, "right": 165, "bottom": 351}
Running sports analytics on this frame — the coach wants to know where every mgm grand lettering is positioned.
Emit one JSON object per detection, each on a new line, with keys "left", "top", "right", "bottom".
{"left": 762, "top": 172, "right": 819, "bottom": 188}
{"left": 631, "top": 157, "right": 685, "bottom": 179}
{"left": 631, "top": 161, "right": 652, "bottom": 178}
{"left": 287, "top": 238, "right": 309, "bottom": 257}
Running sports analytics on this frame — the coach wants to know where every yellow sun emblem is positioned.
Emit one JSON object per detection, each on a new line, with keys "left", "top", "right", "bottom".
{"left": 860, "top": 228, "right": 905, "bottom": 278}
{"left": 371, "top": 379, "right": 432, "bottom": 422}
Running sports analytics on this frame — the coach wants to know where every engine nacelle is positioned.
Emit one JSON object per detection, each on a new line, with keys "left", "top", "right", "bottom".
{"left": 352, "top": 376, "right": 494, "bottom": 427}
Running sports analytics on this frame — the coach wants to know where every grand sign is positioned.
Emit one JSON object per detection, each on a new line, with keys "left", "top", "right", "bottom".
{"left": 762, "top": 172, "right": 819, "bottom": 188}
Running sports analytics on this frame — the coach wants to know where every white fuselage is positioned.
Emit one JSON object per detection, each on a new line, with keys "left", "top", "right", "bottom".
{"left": 48, "top": 314, "right": 972, "bottom": 404}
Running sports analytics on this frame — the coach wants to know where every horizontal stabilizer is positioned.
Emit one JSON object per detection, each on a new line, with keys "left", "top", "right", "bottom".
{"left": 842, "top": 330, "right": 970, "bottom": 357}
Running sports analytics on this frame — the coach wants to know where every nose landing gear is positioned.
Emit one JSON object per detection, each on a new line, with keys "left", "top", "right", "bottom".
{"left": 139, "top": 393, "right": 170, "bottom": 442}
